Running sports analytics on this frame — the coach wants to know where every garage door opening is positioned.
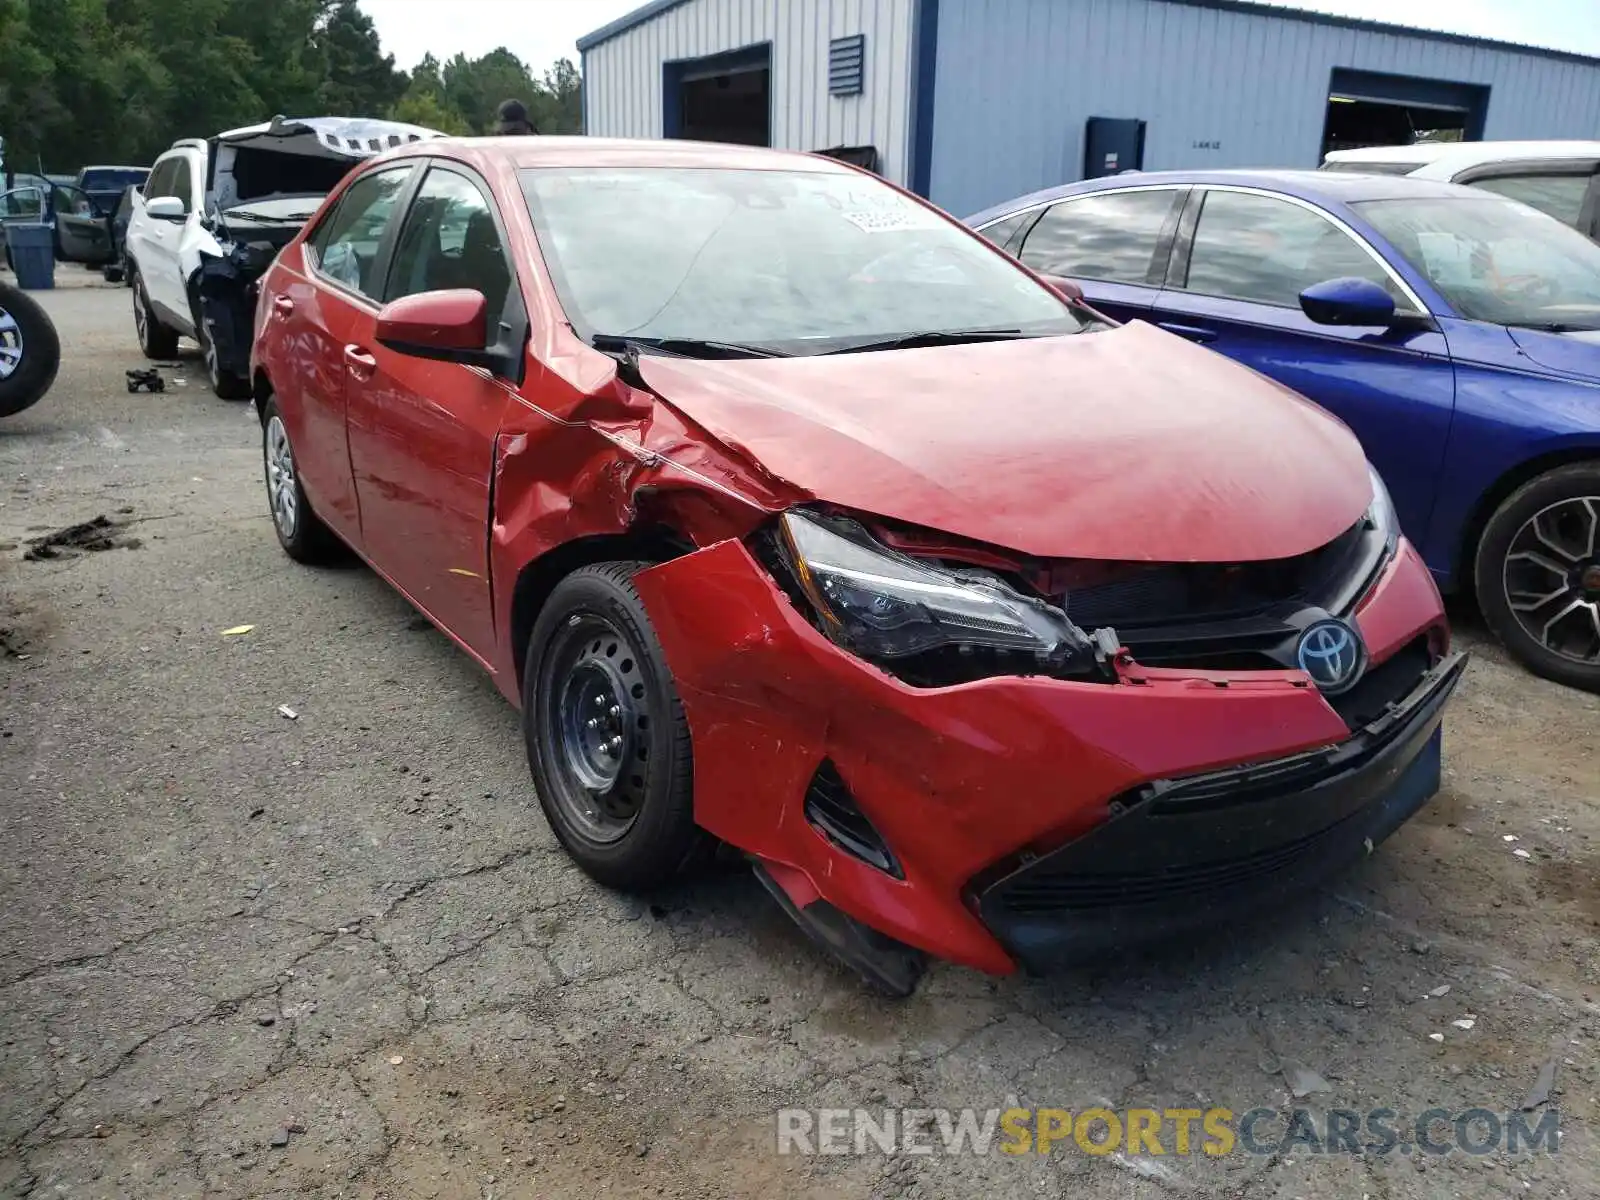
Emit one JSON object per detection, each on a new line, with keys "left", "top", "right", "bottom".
{"left": 1319, "top": 68, "right": 1488, "bottom": 158}
{"left": 664, "top": 44, "right": 771, "bottom": 147}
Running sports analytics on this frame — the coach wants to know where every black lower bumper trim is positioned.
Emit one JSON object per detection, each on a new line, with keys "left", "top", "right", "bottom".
{"left": 974, "top": 650, "right": 1468, "bottom": 972}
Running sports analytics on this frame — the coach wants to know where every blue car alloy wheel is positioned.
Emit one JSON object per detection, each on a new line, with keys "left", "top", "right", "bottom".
{"left": 1477, "top": 463, "right": 1600, "bottom": 694}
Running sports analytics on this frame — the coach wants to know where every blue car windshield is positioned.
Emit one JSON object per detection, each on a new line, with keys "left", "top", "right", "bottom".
{"left": 1356, "top": 196, "right": 1600, "bottom": 331}
{"left": 519, "top": 166, "right": 1089, "bottom": 353}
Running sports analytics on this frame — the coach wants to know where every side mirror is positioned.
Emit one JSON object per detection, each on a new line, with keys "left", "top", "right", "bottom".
{"left": 1042, "top": 274, "right": 1085, "bottom": 304}
{"left": 376, "top": 289, "right": 493, "bottom": 366}
{"left": 145, "top": 196, "right": 186, "bottom": 221}
{"left": 1299, "top": 277, "right": 1396, "bottom": 327}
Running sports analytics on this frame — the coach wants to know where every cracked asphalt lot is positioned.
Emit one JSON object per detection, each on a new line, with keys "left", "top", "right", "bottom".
{"left": 2, "top": 277, "right": 1599, "bottom": 1198}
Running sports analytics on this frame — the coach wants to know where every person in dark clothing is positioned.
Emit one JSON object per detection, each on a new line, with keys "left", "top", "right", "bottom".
{"left": 495, "top": 99, "right": 537, "bottom": 136}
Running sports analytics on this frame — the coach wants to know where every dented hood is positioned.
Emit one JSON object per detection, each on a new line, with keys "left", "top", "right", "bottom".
{"left": 637, "top": 321, "right": 1372, "bottom": 562}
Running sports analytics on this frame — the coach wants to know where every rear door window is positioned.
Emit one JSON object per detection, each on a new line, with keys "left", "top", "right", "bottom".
{"left": 308, "top": 165, "right": 415, "bottom": 300}
{"left": 1015, "top": 189, "right": 1182, "bottom": 284}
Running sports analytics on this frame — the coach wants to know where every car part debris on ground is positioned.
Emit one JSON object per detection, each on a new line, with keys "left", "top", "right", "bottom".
{"left": 125, "top": 367, "right": 164, "bottom": 393}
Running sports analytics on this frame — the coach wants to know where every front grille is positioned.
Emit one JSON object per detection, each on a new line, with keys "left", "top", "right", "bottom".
{"left": 996, "top": 816, "right": 1355, "bottom": 913}
{"left": 1064, "top": 518, "right": 1380, "bottom": 630}
{"left": 1328, "top": 636, "right": 1432, "bottom": 728}
{"left": 804, "top": 761, "right": 902, "bottom": 877}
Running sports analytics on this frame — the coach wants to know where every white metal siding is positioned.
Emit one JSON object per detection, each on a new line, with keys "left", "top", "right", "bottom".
{"left": 930, "top": 0, "right": 1600, "bottom": 216}
{"left": 582, "top": 0, "right": 917, "bottom": 186}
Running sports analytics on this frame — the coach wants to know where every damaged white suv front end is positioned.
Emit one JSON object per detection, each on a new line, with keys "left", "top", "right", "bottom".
{"left": 126, "top": 116, "right": 443, "bottom": 398}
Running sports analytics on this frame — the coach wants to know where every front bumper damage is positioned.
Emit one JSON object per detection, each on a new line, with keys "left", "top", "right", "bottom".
{"left": 633, "top": 537, "right": 1457, "bottom": 979}
{"left": 973, "top": 648, "right": 1465, "bottom": 970}
{"left": 197, "top": 239, "right": 285, "bottom": 381}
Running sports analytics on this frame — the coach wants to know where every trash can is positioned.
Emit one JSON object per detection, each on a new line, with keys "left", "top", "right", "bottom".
{"left": 5, "top": 223, "right": 55, "bottom": 290}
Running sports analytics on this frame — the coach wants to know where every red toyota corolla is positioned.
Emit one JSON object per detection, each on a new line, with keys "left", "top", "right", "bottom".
{"left": 251, "top": 137, "right": 1464, "bottom": 994}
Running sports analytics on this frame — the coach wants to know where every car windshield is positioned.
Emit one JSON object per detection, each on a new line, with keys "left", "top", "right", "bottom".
{"left": 1355, "top": 195, "right": 1600, "bottom": 330}
{"left": 518, "top": 166, "right": 1090, "bottom": 354}
{"left": 80, "top": 169, "right": 148, "bottom": 191}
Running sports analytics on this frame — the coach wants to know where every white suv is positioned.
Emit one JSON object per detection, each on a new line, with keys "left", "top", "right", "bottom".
{"left": 126, "top": 116, "right": 441, "bottom": 397}
{"left": 1321, "top": 140, "right": 1600, "bottom": 240}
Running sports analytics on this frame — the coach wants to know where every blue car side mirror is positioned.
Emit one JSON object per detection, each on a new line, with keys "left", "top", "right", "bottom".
{"left": 1299, "top": 277, "right": 1397, "bottom": 327}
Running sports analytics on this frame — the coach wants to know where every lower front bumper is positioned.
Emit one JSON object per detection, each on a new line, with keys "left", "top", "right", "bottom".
{"left": 634, "top": 537, "right": 1454, "bottom": 976}
{"left": 973, "top": 650, "right": 1466, "bottom": 971}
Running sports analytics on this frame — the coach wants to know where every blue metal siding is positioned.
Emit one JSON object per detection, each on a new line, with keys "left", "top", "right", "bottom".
{"left": 927, "top": 0, "right": 1600, "bottom": 216}
{"left": 582, "top": 0, "right": 918, "bottom": 186}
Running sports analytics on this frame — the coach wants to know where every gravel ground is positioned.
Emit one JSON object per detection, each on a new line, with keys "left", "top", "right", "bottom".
{"left": 1, "top": 274, "right": 1597, "bottom": 1199}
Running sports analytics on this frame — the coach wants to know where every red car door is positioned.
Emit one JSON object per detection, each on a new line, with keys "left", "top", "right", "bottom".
{"left": 343, "top": 164, "right": 521, "bottom": 663}
{"left": 276, "top": 164, "right": 420, "bottom": 546}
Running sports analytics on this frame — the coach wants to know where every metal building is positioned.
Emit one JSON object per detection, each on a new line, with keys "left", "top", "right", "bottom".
{"left": 578, "top": 0, "right": 1600, "bottom": 217}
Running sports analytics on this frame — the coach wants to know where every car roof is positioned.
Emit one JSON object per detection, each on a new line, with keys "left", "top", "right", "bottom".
{"left": 965, "top": 169, "right": 1477, "bottom": 225}
{"left": 392, "top": 135, "right": 862, "bottom": 176}
{"left": 78, "top": 165, "right": 148, "bottom": 173}
{"left": 1324, "top": 140, "right": 1600, "bottom": 172}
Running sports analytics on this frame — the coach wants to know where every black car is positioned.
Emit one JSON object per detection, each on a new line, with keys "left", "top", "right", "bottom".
{"left": 74, "top": 166, "right": 150, "bottom": 218}
{"left": 0, "top": 178, "right": 141, "bottom": 280}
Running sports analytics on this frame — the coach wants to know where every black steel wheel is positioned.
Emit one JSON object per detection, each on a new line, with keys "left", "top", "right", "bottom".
{"left": 1476, "top": 462, "right": 1600, "bottom": 693}
{"left": 523, "top": 561, "right": 710, "bottom": 889}
{"left": 0, "top": 280, "right": 60, "bottom": 419}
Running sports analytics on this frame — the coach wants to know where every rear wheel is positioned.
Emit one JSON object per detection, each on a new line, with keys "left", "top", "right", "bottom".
{"left": 0, "top": 282, "right": 60, "bottom": 418}
{"left": 133, "top": 270, "right": 179, "bottom": 359}
{"left": 1475, "top": 462, "right": 1600, "bottom": 694}
{"left": 523, "top": 562, "right": 711, "bottom": 890}
{"left": 261, "top": 397, "right": 340, "bottom": 563}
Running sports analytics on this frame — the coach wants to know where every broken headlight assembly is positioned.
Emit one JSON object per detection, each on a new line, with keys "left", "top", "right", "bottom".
{"left": 771, "top": 510, "right": 1118, "bottom": 680}
{"left": 1366, "top": 463, "right": 1399, "bottom": 554}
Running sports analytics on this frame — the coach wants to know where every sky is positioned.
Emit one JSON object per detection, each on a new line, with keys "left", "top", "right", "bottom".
{"left": 357, "top": 0, "right": 1600, "bottom": 72}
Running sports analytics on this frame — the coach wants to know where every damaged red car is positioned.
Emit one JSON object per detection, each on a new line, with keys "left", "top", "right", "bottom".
{"left": 251, "top": 138, "right": 1466, "bottom": 995}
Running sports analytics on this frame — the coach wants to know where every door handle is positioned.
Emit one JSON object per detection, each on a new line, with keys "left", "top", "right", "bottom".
{"left": 272, "top": 294, "right": 294, "bottom": 317}
{"left": 1157, "top": 322, "right": 1218, "bottom": 344}
{"left": 343, "top": 345, "right": 377, "bottom": 379}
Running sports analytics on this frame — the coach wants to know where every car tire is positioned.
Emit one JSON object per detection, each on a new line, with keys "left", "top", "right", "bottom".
{"left": 261, "top": 397, "right": 341, "bottom": 564}
{"left": 1475, "top": 461, "right": 1600, "bottom": 694}
{"left": 132, "top": 270, "right": 179, "bottom": 360}
{"left": 0, "top": 281, "right": 61, "bottom": 419}
{"left": 102, "top": 262, "right": 124, "bottom": 284}
{"left": 523, "top": 561, "right": 713, "bottom": 890}
{"left": 200, "top": 320, "right": 251, "bottom": 400}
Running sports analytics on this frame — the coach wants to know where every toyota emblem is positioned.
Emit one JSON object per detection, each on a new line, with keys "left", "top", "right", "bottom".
{"left": 1295, "top": 619, "right": 1364, "bottom": 694}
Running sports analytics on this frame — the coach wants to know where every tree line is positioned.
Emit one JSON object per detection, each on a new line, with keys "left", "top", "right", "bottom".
{"left": 0, "top": 0, "right": 581, "bottom": 175}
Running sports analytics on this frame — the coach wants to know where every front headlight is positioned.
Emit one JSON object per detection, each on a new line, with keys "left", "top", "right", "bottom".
{"left": 777, "top": 510, "right": 1106, "bottom": 667}
{"left": 1366, "top": 463, "right": 1399, "bottom": 551}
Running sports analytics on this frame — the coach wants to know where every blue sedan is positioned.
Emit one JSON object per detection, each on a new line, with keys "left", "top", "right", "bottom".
{"left": 967, "top": 170, "right": 1600, "bottom": 693}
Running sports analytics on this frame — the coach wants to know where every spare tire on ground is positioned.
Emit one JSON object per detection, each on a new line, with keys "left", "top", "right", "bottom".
{"left": 0, "top": 279, "right": 61, "bottom": 418}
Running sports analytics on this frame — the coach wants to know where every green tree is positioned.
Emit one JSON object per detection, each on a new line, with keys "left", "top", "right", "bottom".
{"left": 391, "top": 88, "right": 470, "bottom": 136}
{"left": 312, "top": 0, "right": 406, "bottom": 117}
{"left": 542, "top": 57, "right": 582, "bottom": 134}
{"left": 0, "top": 0, "right": 585, "bottom": 173}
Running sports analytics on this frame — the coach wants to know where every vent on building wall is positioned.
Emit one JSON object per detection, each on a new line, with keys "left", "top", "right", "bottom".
{"left": 828, "top": 34, "right": 865, "bottom": 96}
